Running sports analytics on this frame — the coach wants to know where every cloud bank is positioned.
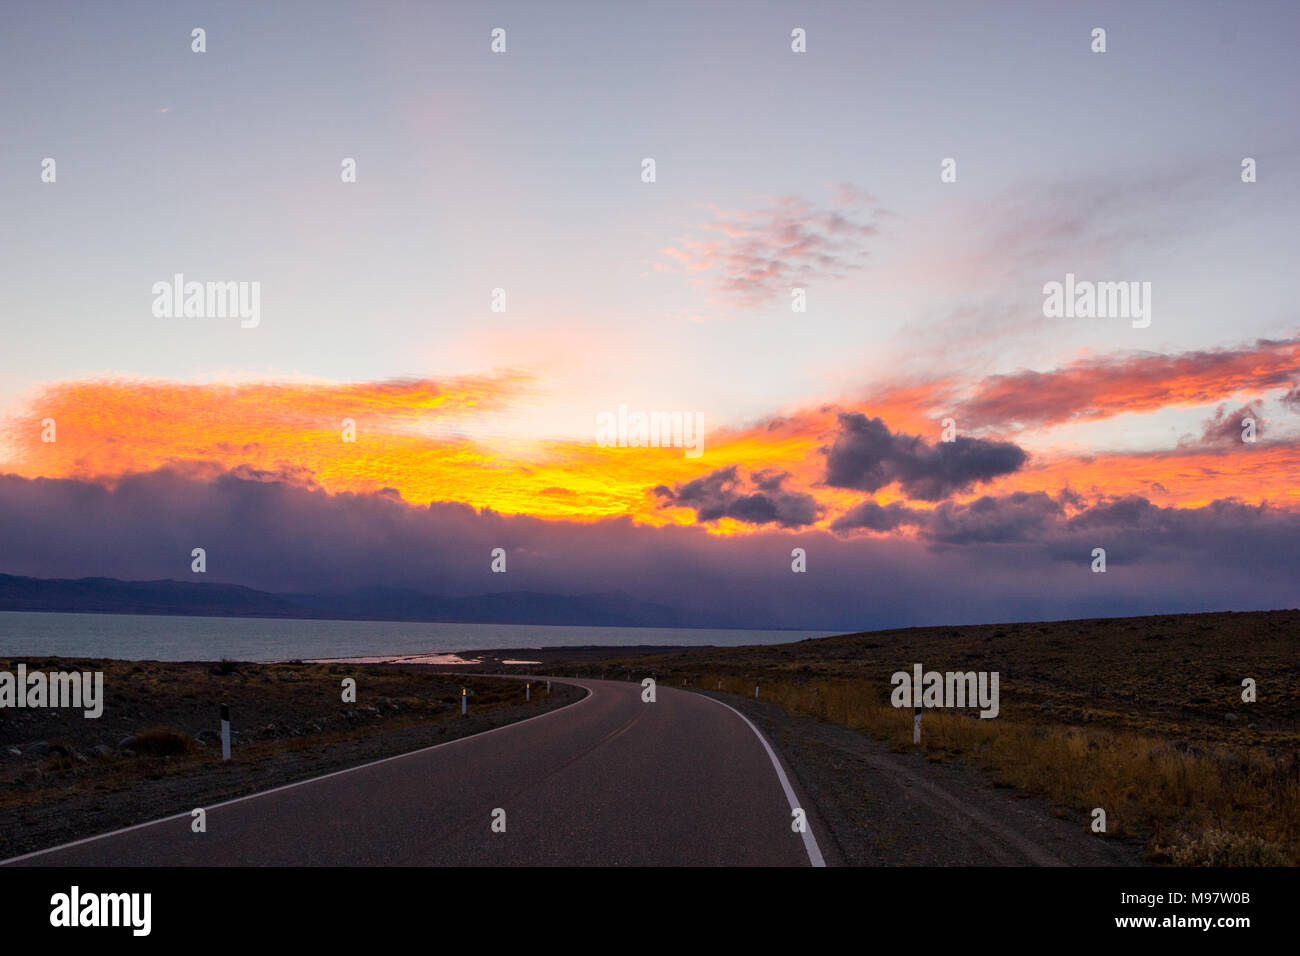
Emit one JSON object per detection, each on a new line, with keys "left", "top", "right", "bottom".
{"left": 1, "top": 468, "right": 1296, "bottom": 631}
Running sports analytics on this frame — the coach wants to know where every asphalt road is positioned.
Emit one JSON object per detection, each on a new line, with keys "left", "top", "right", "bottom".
{"left": 4, "top": 678, "right": 823, "bottom": 866}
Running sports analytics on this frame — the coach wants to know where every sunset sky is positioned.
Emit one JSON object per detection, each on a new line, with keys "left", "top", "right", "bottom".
{"left": 1, "top": 1, "right": 1297, "bottom": 629}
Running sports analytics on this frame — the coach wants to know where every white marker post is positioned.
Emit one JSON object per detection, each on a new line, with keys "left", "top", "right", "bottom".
{"left": 546, "top": 681, "right": 551, "bottom": 696}
{"left": 717, "top": 680, "right": 721, "bottom": 689}
{"left": 220, "top": 703, "right": 231, "bottom": 761}
{"left": 913, "top": 706, "right": 922, "bottom": 745}
{"left": 525, "top": 682, "right": 531, "bottom": 702}
{"left": 461, "top": 687, "right": 467, "bottom": 716}
{"left": 754, "top": 685, "right": 760, "bottom": 698}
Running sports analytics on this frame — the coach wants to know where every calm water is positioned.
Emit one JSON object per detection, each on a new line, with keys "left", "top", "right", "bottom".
{"left": 0, "top": 611, "right": 836, "bottom": 662}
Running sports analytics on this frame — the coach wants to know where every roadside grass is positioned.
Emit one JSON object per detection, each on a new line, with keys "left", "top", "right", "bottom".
{"left": 0, "top": 660, "right": 562, "bottom": 814}
{"left": 694, "top": 673, "right": 1299, "bottom": 865}
{"left": 572, "top": 611, "right": 1299, "bottom": 866}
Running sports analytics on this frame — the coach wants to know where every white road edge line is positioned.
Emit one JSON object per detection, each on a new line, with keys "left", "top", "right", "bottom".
{"left": 0, "top": 681, "right": 592, "bottom": 866}
{"left": 696, "top": 693, "right": 827, "bottom": 868}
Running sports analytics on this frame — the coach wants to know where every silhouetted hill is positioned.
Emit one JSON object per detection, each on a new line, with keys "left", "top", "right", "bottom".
{"left": 0, "top": 574, "right": 689, "bottom": 627}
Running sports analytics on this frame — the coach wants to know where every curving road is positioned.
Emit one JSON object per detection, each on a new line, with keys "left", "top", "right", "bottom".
{"left": 3, "top": 678, "right": 823, "bottom": 867}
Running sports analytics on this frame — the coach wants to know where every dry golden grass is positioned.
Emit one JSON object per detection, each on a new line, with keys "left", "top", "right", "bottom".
{"left": 696, "top": 673, "right": 1299, "bottom": 864}
{"left": 578, "top": 610, "right": 1300, "bottom": 866}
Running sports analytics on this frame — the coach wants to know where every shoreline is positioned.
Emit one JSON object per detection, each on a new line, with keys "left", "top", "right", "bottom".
{"left": 0, "top": 644, "right": 719, "bottom": 668}
{"left": 300, "top": 644, "right": 707, "bottom": 669}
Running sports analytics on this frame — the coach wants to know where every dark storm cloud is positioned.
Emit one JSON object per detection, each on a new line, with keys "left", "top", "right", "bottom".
{"left": 654, "top": 466, "right": 820, "bottom": 528}
{"left": 821, "top": 412, "right": 1027, "bottom": 500}
{"left": 1, "top": 468, "right": 1299, "bottom": 631}
{"left": 829, "top": 500, "right": 923, "bottom": 533}
{"left": 829, "top": 491, "right": 1066, "bottom": 544}
{"left": 829, "top": 490, "right": 1300, "bottom": 568}
{"left": 924, "top": 491, "right": 1065, "bottom": 544}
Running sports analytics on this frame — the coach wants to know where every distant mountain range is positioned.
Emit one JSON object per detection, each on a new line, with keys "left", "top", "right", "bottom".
{"left": 0, "top": 573, "right": 699, "bottom": 628}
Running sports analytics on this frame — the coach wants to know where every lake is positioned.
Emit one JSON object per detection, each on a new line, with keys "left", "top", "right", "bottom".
{"left": 0, "top": 611, "right": 838, "bottom": 662}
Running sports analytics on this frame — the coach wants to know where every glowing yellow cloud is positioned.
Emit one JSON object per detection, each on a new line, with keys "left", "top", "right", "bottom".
{"left": 3, "top": 362, "right": 1296, "bottom": 532}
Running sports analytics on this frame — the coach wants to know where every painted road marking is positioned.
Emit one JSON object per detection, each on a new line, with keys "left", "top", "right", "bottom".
{"left": 696, "top": 693, "right": 827, "bottom": 867}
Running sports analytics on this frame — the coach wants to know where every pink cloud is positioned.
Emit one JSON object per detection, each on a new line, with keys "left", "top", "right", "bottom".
{"left": 660, "top": 188, "right": 886, "bottom": 307}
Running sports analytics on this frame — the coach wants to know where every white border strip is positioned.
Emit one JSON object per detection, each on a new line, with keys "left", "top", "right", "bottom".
{"left": 1, "top": 683, "right": 591, "bottom": 865}
{"left": 696, "top": 693, "right": 826, "bottom": 867}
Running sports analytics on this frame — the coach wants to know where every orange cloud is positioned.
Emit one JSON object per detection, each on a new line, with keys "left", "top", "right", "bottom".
{"left": 953, "top": 336, "right": 1300, "bottom": 432}
{"left": 993, "top": 442, "right": 1300, "bottom": 510}
{"left": 4, "top": 337, "right": 1298, "bottom": 534}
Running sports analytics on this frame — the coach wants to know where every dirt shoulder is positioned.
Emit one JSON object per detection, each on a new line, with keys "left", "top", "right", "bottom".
{"left": 699, "top": 688, "right": 1144, "bottom": 866}
{"left": 0, "top": 657, "right": 583, "bottom": 859}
